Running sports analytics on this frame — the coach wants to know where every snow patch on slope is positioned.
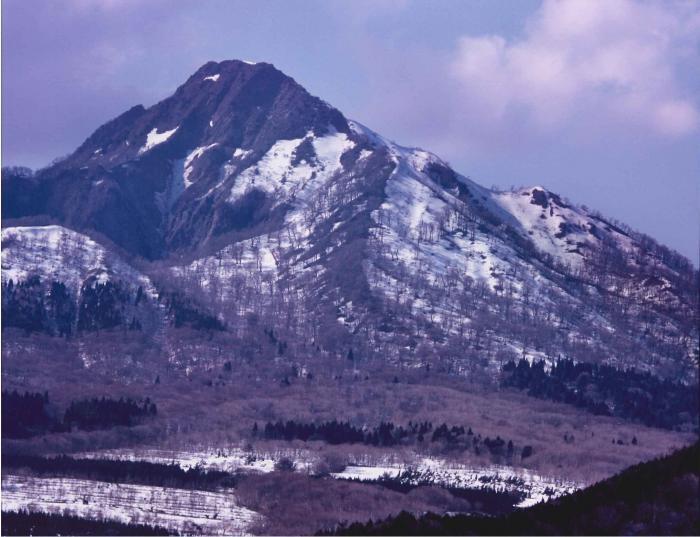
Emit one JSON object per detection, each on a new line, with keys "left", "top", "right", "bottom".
{"left": 227, "top": 130, "right": 353, "bottom": 221}
{"left": 184, "top": 143, "right": 219, "bottom": 188}
{"left": 345, "top": 121, "right": 566, "bottom": 348}
{"left": 138, "top": 126, "right": 179, "bottom": 155}
{"left": 233, "top": 148, "right": 252, "bottom": 159}
{"left": 156, "top": 144, "right": 220, "bottom": 212}
{"left": 173, "top": 129, "right": 355, "bottom": 310}
{"left": 227, "top": 136, "right": 308, "bottom": 202}
{"left": 368, "top": 144, "right": 507, "bottom": 297}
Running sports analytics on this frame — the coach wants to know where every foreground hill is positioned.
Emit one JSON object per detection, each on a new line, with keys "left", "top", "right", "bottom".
{"left": 325, "top": 441, "right": 700, "bottom": 535}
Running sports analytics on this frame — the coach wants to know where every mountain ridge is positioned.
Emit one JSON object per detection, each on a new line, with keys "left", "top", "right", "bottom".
{"left": 2, "top": 59, "right": 698, "bottom": 387}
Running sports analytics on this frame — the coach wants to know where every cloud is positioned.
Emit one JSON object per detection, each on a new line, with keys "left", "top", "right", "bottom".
{"left": 448, "top": 0, "right": 700, "bottom": 139}
{"left": 1, "top": 0, "right": 199, "bottom": 167}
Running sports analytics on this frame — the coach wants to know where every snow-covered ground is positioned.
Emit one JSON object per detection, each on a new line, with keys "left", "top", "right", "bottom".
{"left": 353, "top": 120, "right": 570, "bottom": 345}
{"left": 226, "top": 129, "right": 353, "bottom": 207}
{"left": 75, "top": 446, "right": 580, "bottom": 509}
{"left": 171, "top": 128, "right": 355, "bottom": 307}
{"left": 354, "top": 119, "right": 535, "bottom": 302}
{"left": 75, "top": 446, "right": 314, "bottom": 474}
{"left": 332, "top": 457, "right": 580, "bottom": 508}
{"left": 1, "top": 225, "right": 157, "bottom": 298}
{"left": 2, "top": 474, "right": 261, "bottom": 535}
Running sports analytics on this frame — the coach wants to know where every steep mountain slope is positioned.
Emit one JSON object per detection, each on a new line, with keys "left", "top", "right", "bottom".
{"left": 3, "top": 60, "right": 348, "bottom": 259}
{"left": 2, "top": 59, "right": 697, "bottom": 384}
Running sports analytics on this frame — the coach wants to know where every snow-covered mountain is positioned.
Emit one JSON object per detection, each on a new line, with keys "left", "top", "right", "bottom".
{"left": 2, "top": 60, "right": 697, "bottom": 381}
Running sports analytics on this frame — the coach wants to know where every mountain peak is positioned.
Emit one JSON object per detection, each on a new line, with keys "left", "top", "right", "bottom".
{"left": 191, "top": 58, "right": 269, "bottom": 76}
{"left": 181, "top": 59, "right": 277, "bottom": 92}
{"left": 1, "top": 59, "right": 697, "bottom": 387}
{"left": 63, "top": 59, "right": 348, "bottom": 171}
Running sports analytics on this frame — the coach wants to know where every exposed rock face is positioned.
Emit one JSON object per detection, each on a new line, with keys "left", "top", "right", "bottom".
{"left": 3, "top": 60, "right": 349, "bottom": 259}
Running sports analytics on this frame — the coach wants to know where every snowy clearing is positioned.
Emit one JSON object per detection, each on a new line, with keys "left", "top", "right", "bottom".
{"left": 2, "top": 474, "right": 261, "bottom": 536}
{"left": 333, "top": 457, "right": 580, "bottom": 508}
{"left": 75, "top": 447, "right": 580, "bottom": 509}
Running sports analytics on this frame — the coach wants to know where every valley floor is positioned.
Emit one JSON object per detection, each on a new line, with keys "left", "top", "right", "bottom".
{"left": 2, "top": 336, "right": 696, "bottom": 535}
{"left": 74, "top": 445, "right": 580, "bottom": 507}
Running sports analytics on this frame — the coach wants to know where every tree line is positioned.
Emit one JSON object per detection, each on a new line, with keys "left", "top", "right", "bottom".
{"left": 64, "top": 396, "right": 157, "bottom": 431}
{"left": 341, "top": 467, "right": 525, "bottom": 516}
{"left": 1, "top": 390, "right": 53, "bottom": 438}
{"left": 1, "top": 275, "right": 224, "bottom": 337}
{"left": 255, "top": 420, "right": 532, "bottom": 460}
{"left": 2, "top": 454, "right": 236, "bottom": 491}
{"left": 1, "top": 276, "right": 136, "bottom": 336}
{"left": 2, "top": 510, "right": 172, "bottom": 536}
{"left": 1, "top": 390, "right": 157, "bottom": 438}
{"left": 501, "top": 359, "right": 699, "bottom": 430}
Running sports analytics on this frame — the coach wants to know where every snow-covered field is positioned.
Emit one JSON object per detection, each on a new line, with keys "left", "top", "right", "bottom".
{"left": 332, "top": 457, "right": 580, "bottom": 508}
{"left": 1, "top": 474, "right": 261, "bottom": 535}
{"left": 74, "top": 446, "right": 580, "bottom": 508}
{"left": 75, "top": 446, "right": 315, "bottom": 474}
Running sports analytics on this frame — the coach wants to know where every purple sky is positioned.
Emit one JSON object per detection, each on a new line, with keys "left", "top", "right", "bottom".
{"left": 2, "top": 0, "right": 699, "bottom": 262}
